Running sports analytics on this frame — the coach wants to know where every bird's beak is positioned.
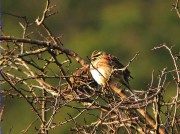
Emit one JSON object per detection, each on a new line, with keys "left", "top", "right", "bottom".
{"left": 91, "top": 57, "right": 96, "bottom": 61}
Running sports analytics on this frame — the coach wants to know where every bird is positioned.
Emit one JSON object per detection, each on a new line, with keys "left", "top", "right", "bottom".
{"left": 90, "top": 50, "right": 134, "bottom": 95}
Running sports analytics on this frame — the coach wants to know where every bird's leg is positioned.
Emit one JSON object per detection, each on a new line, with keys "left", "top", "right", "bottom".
{"left": 102, "top": 85, "right": 106, "bottom": 93}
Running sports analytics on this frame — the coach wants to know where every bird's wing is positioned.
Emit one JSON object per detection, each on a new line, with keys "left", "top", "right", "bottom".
{"left": 109, "top": 54, "right": 133, "bottom": 81}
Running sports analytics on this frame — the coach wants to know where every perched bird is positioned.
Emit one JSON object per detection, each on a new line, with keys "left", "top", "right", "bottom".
{"left": 90, "top": 50, "right": 134, "bottom": 94}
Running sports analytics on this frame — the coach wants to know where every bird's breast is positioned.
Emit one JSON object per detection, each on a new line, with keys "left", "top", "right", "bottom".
{"left": 90, "top": 68, "right": 107, "bottom": 86}
{"left": 90, "top": 60, "right": 113, "bottom": 85}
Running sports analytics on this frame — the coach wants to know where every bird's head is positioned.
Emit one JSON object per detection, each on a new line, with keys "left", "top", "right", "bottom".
{"left": 91, "top": 50, "right": 106, "bottom": 61}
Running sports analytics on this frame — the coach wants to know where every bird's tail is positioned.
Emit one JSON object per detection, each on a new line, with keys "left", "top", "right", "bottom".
{"left": 122, "top": 82, "right": 135, "bottom": 95}
{"left": 121, "top": 81, "right": 139, "bottom": 101}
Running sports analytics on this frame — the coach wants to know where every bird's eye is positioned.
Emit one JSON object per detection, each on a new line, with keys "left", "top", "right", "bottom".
{"left": 91, "top": 51, "right": 103, "bottom": 61}
{"left": 94, "top": 52, "right": 102, "bottom": 57}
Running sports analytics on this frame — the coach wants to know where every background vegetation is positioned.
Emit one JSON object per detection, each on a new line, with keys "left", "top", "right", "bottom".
{"left": 1, "top": 0, "right": 180, "bottom": 133}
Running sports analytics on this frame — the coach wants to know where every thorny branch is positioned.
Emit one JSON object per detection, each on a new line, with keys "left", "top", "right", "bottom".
{"left": 35, "top": 0, "right": 57, "bottom": 26}
{"left": 152, "top": 44, "right": 180, "bottom": 133}
{"left": 172, "top": 0, "right": 180, "bottom": 19}
{"left": 2, "top": 35, "right": 179, "bottom": 133}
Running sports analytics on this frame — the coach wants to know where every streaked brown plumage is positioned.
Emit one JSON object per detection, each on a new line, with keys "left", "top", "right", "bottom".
{"left": 90, "top": 50, "right": 134, "bottom": 94}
